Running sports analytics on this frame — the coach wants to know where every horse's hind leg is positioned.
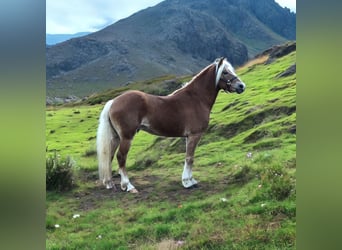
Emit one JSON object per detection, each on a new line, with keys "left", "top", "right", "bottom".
{"left": 182, "top": 134, "right": 202, "bottom": 188}
{"left": 107, "top": 135, "right": 120, "bottom": 189}
{"left": 117, "top": 138, "right": 138, "bottom": 193}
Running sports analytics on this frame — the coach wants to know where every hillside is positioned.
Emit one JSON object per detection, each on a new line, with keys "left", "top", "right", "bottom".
{"left": 46, "top": 32, "right": 91, "bottom": 45}
{"left": 46, "top": 0, "right": 295, "bottom": 99}
{"left": 46, "top": 43, "right": 296, "bottom": 249}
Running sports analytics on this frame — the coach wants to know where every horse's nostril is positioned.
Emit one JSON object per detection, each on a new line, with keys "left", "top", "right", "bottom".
{"left": 239, "top": 83, "right": 244, "bottom": 89}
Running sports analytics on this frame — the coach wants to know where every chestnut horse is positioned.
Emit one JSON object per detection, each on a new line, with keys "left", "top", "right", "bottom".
{"left": 97, "top": 57, "right": 246, "bottom": 193}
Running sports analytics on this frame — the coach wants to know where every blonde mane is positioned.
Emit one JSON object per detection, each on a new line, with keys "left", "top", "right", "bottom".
{"left": 168, "top": 63, "right": 214, "bottom": 96}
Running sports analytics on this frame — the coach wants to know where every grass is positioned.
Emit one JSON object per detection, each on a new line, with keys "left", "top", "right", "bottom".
{"left": 46, "top": 50, "right": 296, "bottom": 249}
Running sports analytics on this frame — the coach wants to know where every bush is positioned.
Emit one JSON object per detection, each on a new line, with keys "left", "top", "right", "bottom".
{"left": 251, "top": 163, "right": 295, "bottom": 203}
{"left": 46, "top": 151, "right": 75, "bottom": 191}
{"left": 263, "top": 164, "right": 294, "bottom": 201}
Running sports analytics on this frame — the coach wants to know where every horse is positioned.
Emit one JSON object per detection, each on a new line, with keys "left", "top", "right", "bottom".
{"left": 96, "top": 57, "right": 246, "bottom": 193}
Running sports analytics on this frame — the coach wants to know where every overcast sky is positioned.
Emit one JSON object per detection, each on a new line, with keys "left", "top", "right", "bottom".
{"left": 46, "top": 0, "right": 296, "bottom": 34}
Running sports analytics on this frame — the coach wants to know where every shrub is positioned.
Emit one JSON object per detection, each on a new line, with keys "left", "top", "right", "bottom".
{"left": 264, "top": 164, "right": 294, "bottom": 200}
{"left": 46, "top": 151, "right": 75, "bottom": 191}
{"left": 251, "top": 163, "right": 294, "bottom": 202}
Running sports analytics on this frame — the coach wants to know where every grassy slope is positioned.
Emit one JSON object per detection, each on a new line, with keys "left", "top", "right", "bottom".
{"left": 46, "top": 51, "right": 296, "bottom": 249}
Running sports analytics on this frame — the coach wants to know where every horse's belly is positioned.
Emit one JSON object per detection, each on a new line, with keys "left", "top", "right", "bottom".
{"left": 139, "top": 116, "right": 185, "bottom": 137}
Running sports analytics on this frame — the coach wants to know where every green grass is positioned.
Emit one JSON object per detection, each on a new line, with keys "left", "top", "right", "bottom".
{"left": 46, "top": 50, "right": 296, "bottom": 249}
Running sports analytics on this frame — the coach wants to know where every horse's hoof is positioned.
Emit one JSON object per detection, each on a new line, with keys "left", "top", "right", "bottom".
{"left": 121, "top": 186, "right": 139, "bottom": 193}
{"left": 129, "top": 188, "right": 139, "bottom": 193}
{"left": 182, "top": 178, "right": 198, "bottom": 188}
{"left": 184, "top": 184, "right": 199, "bottom": 189}
{"left": 105, "top": 180, "right": 117, "bottom": 190}
{"left": 121, "top": 182, "right": 137, "bottom": 193}
{"left": 188, "top": 182, "right": 199, "bottom": 189}
{"left": 191, "top": 178, "right": 198, "bottom": 186}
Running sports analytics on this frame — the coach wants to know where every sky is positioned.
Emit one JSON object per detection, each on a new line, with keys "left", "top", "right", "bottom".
{"left": 46, "top": 0, "right": 296, "bottom": 34}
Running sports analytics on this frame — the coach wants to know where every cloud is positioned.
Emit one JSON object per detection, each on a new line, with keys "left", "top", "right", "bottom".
{"left": 46, "top": 0, "right": 296, "bottom": 34}
{"left": 46, "top": 0, "right": 163, "bottom": 34}
{"left": 275, "top": 0, "right": 296, "bottom": 12}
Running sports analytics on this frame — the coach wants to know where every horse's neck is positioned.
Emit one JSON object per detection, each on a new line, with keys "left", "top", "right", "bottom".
{"left": 188, "top": 65, "right": 219, "bottom": 109}
{"left": 170, "top": 64, "right": 219, "bottom": 109}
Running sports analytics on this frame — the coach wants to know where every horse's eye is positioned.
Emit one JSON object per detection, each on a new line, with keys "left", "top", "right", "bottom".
{"left": 223, "top": 71, "right": 228, "bottom": 75}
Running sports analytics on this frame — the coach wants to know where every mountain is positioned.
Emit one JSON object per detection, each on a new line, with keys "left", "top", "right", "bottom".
{"left": 46, "top": 45, "right": 296, "bottom": 249}
{"left": 46, "top": 32, "right": 91, "bottom": 45}
{"left": 46, "top": 0, "right": 295, "bottom": 98}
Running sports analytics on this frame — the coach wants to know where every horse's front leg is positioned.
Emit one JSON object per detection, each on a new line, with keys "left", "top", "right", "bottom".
{"left": 117, "top": 138, "right": 138, "bottom": 193}
{"left": 182, "top": 134, "right": 202, "bottom": 188}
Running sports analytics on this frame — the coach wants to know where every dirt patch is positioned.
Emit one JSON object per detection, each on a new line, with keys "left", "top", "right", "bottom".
{"left": 221, "top": 100, "right": 240, "bottom": 112}
{"left": 244, "top": 129, "right": 270, "bottom": 143}
{"left": 270, "top": 82, "right": 294, "bottom": 92}
{"left": 73, "top": 167, "right": 251, "bottom": 211}
{"left": 276, "top": 64, "right": 296, "bottom": 78}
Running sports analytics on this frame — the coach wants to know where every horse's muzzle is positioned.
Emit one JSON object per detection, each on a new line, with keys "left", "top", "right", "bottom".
{"left": 236, "top": 82, "right": 245, "bottom": 94}
{"left": 236, "top": 88, "right": 244, "bottom": 94}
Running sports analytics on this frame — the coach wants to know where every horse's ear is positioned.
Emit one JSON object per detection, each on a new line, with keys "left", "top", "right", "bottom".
{"left": 215, "top": 57, "right": 225, "bottom": 66}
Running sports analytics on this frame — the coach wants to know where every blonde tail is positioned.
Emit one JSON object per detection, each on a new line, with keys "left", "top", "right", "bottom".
{"left": 96, "top": 100, "right": 117, "bottom": 189}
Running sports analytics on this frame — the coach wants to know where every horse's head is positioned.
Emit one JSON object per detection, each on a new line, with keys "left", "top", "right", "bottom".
{"left": 215, "top": 58, "right": 246, "bottom": 94}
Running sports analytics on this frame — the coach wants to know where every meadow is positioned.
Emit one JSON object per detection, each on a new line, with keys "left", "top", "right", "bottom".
{"left": 46, "top": 49, "right": 296, "bottom": 249}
